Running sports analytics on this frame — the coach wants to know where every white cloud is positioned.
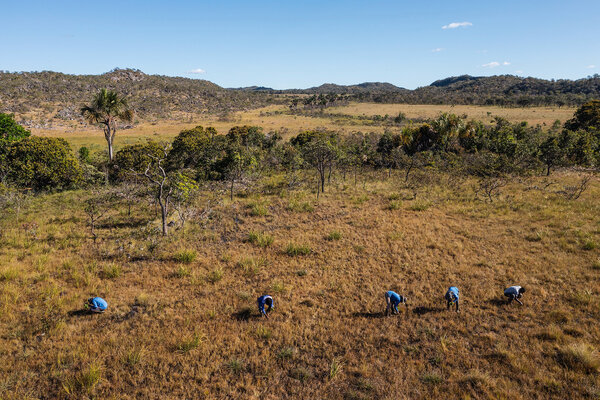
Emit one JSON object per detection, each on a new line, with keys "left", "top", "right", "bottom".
{"left": 482, "top": 61, "right": 500, "bottom": 68}
{"left": 442, "top": 22, "right": 472, "bottom": 29}
{"left": 482, "top": 61, "right": 511, "bottom": 68}
{"left": 587, "top": 65, "right": 596, "bottom": 69}
{"left": 515, "top": 70, "right": 524, "bottom": 74}
{"left": 431, "top": 48, "right": 443, "bottom": 52}
{"left": 188, "top": 68, "right": 206, "bottom": 74}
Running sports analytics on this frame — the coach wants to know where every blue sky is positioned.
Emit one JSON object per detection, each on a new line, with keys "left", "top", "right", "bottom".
{"left": 3, "top": 0, "right": 599, "bottom": 89}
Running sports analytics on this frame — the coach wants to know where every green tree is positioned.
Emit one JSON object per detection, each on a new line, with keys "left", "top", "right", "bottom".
{"left": 81, "top": 88, "right": 134, "bottom": 162}
{"left": 565, "top": 100, "right": 600, "bottom": 131}
{"left": 0, "top": 113, "right": 31, "bottom": 141}
{"left": 539, "top": 135, "right": 563, "bottom": 176}
{"left": 293, "top": 131, "right": 340, "bottom": 196}
{"left": 6, "top": 137, "right": 83, "bottom": 191}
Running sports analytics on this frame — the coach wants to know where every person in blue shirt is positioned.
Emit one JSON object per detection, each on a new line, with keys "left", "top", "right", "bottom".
{"left": 85, "top": 297, "right": 107, "bottom": 313}
{"left": 445, "top": 286, "right": 460, "bottom": 312}
{"left": 384, "top": 290, "right": 407, "bottom": 316}
{"left": 504, "top": 286, "right": 526, "bottom": 305}
{"left": 257, "top": 295, "right": 274, "bottom": 319}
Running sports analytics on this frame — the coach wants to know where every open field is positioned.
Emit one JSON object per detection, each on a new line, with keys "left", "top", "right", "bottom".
{"left": 1, "top": 171, "right": 599, "bottom": 399}
{"left": 31, "top": 103, "right": 576, "bottom": 153}
{"left": 328, "top": 103, "right": 577, "bottom": 128}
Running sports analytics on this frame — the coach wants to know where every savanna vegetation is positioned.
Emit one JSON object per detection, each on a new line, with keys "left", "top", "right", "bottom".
{"left": 1, "top": 95, "right": 599, "bottom": 398}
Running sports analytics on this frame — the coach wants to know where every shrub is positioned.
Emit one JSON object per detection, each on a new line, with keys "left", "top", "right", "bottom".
{"left": 296, "top": 269, "right": 308, "bottom": 277}
{"left": 6, "top": 136, "right": 83, "bottom": 191}
{"left": 592, "top": 259, "right": 600, "bottom": 270}
{"left": 285, "top": 243, "right": 312, "bottom": 256}
{"left": 174, "top": 250, "right": 197, "bottom": 264}
{"left": 247, "top": 231, "right": 274, "bottom": 248}
{"left": 325, "top": 231, "right": 342, "bottom": 241}
{"left": 557, "top": 343, "right": 600, "bottom": 373}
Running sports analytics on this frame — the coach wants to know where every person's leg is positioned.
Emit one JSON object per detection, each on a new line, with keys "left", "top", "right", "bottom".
{"left": 455, "top": 301, "right": 459, "bottom": 312}
{"left": 447, "top": 299, "right": 451, "bottom": 310}
{"left": 385, "top": 294, "right": 391, "bottom": 316}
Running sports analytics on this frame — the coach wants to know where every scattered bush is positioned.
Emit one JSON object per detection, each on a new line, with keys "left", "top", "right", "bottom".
{"left": 582, "top": 240, "right": 597, "bottom": 251}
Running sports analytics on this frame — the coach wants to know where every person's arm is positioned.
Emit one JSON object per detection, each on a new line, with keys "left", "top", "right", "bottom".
{"left": 515, "top": 297, "right": 523, "bottom": 306}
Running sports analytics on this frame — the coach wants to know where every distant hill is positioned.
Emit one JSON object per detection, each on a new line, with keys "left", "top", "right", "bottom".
{"left": 403, "top": 74, "right": 600, "bottom": 106}
{"left": 282, "top": 82, "right": 406, "bottom": 94}
{"left": 0, "top": 68, "right": 280, "bottom": 125}
{"left": 1, "top": 69, "right": 599, "bottom": 127}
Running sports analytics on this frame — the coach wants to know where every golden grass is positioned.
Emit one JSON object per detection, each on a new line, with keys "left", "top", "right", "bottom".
{"left": 31, "top": 103, "right": 576, "bottom": 151}
{"left": 0, "top": 171, "right": 599, "bottom": 398}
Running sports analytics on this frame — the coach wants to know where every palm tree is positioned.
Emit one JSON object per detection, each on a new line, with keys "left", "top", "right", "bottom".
{"left": 81, "top": 89, "right": 133, "bottom": 162}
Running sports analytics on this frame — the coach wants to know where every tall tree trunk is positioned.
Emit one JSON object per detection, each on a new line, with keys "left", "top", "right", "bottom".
{"left": 230, "top": 178, "right": 234, "bottom": 201}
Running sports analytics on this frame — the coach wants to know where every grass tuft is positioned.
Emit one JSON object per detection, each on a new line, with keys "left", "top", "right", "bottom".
{"left": 174, "top": 250, "right": 197, "bottom": 264}
{"left": 175, "top": 333, "right": 204, "bottom": 354}
{"left": 102, "top": 263, "right": 121, "bottom": 279}
{"left": 247, "top": 231, "right": 274, "bottom": 248}
{"left": 285, "top": 242, "right": 312, "bottom": 256}
{"left": 325, "top": 231, "right": 342, "bottom": 241}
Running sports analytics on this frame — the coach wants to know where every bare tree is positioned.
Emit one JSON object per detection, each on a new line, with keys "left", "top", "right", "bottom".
{"left": 83, "top": 196, "right": 108, "bottom": 243}
{"left": 476, "top": 177, "right": 507, "bottom": 203}
{"left": 135, "top": 144, "right": 173, "bottom": 236}
{"left": 556, "top": 175, "right": 592, "bottom": 200}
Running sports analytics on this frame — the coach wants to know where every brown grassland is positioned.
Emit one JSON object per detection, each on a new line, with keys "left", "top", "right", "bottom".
{"left": 1, "top": 168, "right": 599, "bottom": 399}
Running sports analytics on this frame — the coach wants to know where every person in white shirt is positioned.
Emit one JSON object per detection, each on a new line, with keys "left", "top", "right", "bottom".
{"left": 504, "top": 286, "right": 526, "bottom": 305}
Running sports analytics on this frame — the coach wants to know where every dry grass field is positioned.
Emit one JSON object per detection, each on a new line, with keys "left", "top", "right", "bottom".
{"left": 328, "top": 103, "right": 576, "bottom": 128}
{"left": 31, "top": 103, "right": 576, "bottom": 153}
{"left": 1, "top": 171, "right": 599, "bottom": 399}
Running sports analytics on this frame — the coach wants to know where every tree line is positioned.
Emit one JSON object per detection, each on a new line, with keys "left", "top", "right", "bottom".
{"left": 1, "top": 91, "right": 599, "bottom": 235}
